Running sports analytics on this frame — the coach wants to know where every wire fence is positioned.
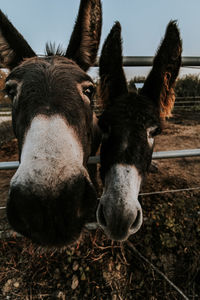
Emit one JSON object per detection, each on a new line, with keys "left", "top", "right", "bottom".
{"left": 174, "top": 96, "right": 200, "bottom": 110}
{"left": 0, "top": 55, "right": 200, "bottom": 226}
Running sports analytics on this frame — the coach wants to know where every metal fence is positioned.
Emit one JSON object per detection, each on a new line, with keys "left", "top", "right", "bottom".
{"left": 0, "top": 56, "right": 200, "bottom": 169}
{"left": 174, "top": 96, "right": 200, "bottom": 109}
{"left": 0, "top": 149, "right": 200, "bottom": 170}
{"left": 94, "top": 56, "right": 200, "bottom": 67}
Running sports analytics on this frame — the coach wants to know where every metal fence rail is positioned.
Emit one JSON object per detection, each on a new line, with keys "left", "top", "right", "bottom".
{"left": 127, "top": 56, "right": 200, "bottom": 67}
{"left": 37, "top": 55, "right": 200, "bottom": 67}
{"left": 0, "top": 149, "right": 200, "bottom": 170}
{"left": 94, "top": 56, "right": 200, "bottom": 67}
{"left": 174, "top": 97, "right": 200, "bottom": 110}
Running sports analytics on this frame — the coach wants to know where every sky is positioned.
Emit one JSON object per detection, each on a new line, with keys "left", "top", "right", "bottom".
{"left": 1, "top": 0, "right": 200, "bottom": 80}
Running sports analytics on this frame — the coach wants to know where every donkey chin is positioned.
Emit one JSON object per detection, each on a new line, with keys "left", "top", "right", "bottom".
{"left": 96, "top": 164, "right": 143, "bottom": 241}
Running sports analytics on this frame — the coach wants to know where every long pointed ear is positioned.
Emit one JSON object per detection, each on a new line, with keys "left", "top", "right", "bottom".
{"left": 0, "top": 10, "right": 36, "bottom": 69}
{"left": 66, "top": 0, "right": 102, "bottom": 71}
{"left": 140, "top": 21, "right": 182, "bottom": 118}
{"left": 99, "top": 22, "right": 128, "bottom": 109}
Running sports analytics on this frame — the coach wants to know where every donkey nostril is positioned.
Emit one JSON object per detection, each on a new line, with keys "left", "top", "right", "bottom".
{"left": 7, "top": 186, "right": 44, "bottom": 235}
{"left": 130, "top": 209, "right": 142, "bottom": 230}
{"left": 98, "top": 204, "right": 107, "bottom": 227}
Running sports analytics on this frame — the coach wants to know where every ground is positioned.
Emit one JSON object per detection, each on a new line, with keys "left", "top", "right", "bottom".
{"left": 0, "top": 111, "right": 200, "bottom": 299}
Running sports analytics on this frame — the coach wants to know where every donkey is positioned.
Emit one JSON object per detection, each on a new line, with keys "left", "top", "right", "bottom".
{"left": 97, "top": 21, "right": 182, "bottom": 241}
{"left": 0, "top": 0, "right": 102, "bottom": 246}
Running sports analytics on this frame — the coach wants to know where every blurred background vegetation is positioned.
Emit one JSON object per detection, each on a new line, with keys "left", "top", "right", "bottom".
{"left": 128, "top": 74, "right": 200, "bottom": 98}
{"left": 0, "top": 70, "right": 10, "bottom": 109}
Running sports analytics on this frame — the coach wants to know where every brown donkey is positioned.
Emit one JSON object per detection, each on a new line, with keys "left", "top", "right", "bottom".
{"left": 0, "top": 0, "right": 102, "bottom": 247}
{"left": 97, "top": 21, "right": 182, "bottom": 241}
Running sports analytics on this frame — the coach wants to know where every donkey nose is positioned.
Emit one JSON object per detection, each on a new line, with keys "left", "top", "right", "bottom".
{"left": 97, "top": 203, "right": 107, "bottom": 227}
{"left": 129, "top": 209, "right": 142, "bottom": 233}
{"left": 97, "top": 202, "right": 143, "bottom": 241}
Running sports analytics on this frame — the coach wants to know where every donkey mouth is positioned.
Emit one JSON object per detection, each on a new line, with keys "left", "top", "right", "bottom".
{"left": 7, "top": 189, "right": 84, "bottom": 247}
{"left": 7, "top": 175, "right": 97, "bottom": 247}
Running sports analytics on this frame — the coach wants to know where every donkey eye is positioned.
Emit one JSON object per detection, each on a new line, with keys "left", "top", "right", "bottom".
{"left": 148, "top": 126, "right": 162, "bottom": 138}
{"left": 83, "top": 85, "right": 94, "bottom": 100}
{"left": 5, "top": 82, "right": 17, "bottom": 99}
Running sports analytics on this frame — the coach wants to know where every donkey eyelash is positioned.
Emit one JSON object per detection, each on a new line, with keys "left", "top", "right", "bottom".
{"left": 150, "top": 127, "right": 162, "bottom": 137}
{"left": 5, "top": 84, "right": 17, "bottom": 99}
{"left": 83, "top": 85, "right": 95, "bottom": 99}
{"left": 147, "top": 126, "right": 162, "bottom": 138}
{"left": 5, "top": 79, "right": 22, "bottom": 102}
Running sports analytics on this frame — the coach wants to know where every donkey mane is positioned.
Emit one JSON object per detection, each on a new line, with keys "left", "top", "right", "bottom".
{"left": 45, "top": 42, "right": 65, "bottom": 57}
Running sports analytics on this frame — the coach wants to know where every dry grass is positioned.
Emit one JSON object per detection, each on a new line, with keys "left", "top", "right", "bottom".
{"left": 0, "top": 111, "right": 200, "bottom": 299}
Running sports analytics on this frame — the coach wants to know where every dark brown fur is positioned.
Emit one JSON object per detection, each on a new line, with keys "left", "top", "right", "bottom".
{"left": 140, "top": 21, "right": 182, "bottom": 118}
{"left": 97, "top": 21, "right": 182, "bottom": 241}
{"left": 66, "top": 0, "right": 102, "bottom": 71}
{"left": 0, "top": 0, "right": 102, "bottom": 247}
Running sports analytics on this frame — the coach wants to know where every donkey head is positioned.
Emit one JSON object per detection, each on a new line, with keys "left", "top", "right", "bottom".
{"left": 97, "top": 21, "right": 182, "bottom": 241}
{"left": 0, "top": 0, "right": 102, "bottom": 246}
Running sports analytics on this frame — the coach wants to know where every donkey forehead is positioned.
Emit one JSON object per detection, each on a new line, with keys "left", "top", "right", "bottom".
{"left": 7, "top": 56, "right": 93, "bottom": 84}
{"left": 109, "top": 94, "right": 160, "bottom": 128}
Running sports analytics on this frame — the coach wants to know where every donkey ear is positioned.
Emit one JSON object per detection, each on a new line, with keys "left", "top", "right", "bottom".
{"left": 99, "top": 22, "right": 128, "bottom": 109}
{"left": 140, "top": 21, "right": 182, "bottom": 118}
{"left": 66, "top": 0, "right": 102, "bottom": 71}
{"left": 0, "top": 10, "right": 36, "bottom": 69}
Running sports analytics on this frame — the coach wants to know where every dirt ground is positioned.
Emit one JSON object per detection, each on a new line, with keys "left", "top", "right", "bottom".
{"left": 0, "top": 111, "right": 200, "bottom": 299}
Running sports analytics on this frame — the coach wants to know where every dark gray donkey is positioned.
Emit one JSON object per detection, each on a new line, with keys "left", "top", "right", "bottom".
{"left": 97, "top": 21, "right": 182, "bottom": 241}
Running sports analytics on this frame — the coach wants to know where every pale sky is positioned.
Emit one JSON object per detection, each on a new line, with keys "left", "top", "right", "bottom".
{"left": 1, "top": 0, "right": 200, "bottom": 80}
